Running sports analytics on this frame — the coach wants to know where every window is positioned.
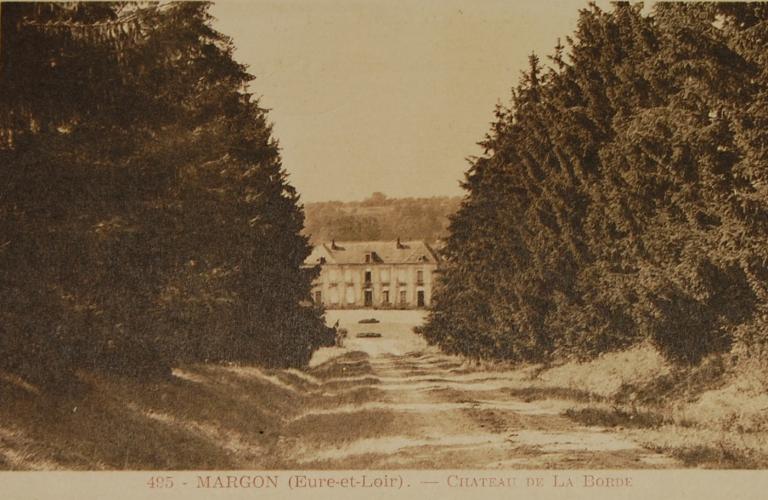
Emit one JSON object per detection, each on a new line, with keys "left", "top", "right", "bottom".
{"left": 346, "top": 287, "right": 355, "bottom": 304}
{"left": 399, "top": 290, "right": 407, "bottom": 305}
{"left": 330, "top": 288, "right": 339, "bottom": 304}
{"left": 380, "top": 269, "right": 390, "bottom": 283}
{"left": 398, "top": 268, "right": 407, "bottom": 283}
{"left": 314, "top": 291, "right": 322, "bottom": 303}
{"left": 365, "top": 253, "right": 371, "bottom": 263}
{"left": 382, "top": 290, "right": 390, "bottom": 303}
{"left": 416, "top": 270, "right": 424, "bottom": 284}
{"left": 364, "top": 270, "right": 372, "bottom": 283}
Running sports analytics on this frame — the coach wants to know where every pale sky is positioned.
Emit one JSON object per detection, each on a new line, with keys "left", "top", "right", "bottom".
{"left": 209, "top": 0, "right": 614, "bottom": 202}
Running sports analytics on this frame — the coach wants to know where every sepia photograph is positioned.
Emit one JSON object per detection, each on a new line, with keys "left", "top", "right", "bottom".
{"left": 2, "top": 0, "right": 768, "bottom": 497}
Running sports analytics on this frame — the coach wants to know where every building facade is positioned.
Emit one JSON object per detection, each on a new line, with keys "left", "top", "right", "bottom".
{"left": 304, "top": 239, "right": 439, "bottom": 309}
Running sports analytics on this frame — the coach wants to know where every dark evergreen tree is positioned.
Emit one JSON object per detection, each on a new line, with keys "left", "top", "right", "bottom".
{"left": 0, "top": 2, "right": 332, "bottom": 389}
{"left": 423, "top": 2, "right": 768, "bottom": 366}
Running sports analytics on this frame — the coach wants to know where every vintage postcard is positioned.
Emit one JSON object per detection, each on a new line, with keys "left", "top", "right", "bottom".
{"left": 1, "top": 0, "right": 768, "bottom": 498}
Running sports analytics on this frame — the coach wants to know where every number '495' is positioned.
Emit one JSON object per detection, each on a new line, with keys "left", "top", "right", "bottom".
{"left": 147, "top": 476, "right": 174, "bottom": 488}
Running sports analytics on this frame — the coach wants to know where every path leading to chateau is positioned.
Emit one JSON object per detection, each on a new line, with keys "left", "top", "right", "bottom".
{"left": 273, "top": 310, "right": 677, "bottom": 469}
{"left": 0, "top": 309, "right": 679, "bottom": 470}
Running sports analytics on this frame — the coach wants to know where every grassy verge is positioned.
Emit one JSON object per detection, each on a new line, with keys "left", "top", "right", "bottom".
{"left": 509, "top": 343, "right": 768, "bottom": 468}
{"left": 0, "top": 352, "right": 366, "bottom": 470}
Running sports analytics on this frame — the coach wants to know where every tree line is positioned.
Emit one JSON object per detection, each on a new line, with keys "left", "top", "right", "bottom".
{"left": 0, "top": 2, "right": 332, "bottom": 390}
{"left": 303, "top": 192, "right": 461, "bottom": 244}
{"left": 423, "top": 2, "right": 768, "bottom": 366}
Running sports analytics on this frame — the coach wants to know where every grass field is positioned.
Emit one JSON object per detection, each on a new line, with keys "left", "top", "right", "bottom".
{"left": 311, "top": 309, "right": 428, "bottom": 365}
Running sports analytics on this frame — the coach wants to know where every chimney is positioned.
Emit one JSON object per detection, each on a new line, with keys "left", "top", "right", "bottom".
{"left": 396, "top": 237, "right": 404, "bottom": 249}
{"left": 331, "top": 239, "right": 338, "bottom": 250}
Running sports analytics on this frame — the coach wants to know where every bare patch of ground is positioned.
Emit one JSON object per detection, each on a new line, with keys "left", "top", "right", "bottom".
{"left": 277, "top": 348, "right": 676, "bottom": 469}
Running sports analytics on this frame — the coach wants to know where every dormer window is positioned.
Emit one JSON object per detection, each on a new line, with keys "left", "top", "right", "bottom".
{"left": 318, "top": 257, "right": 326, "bottom": 264}
{"left": 365, "top": 253, "right": 371, "bottom": 263}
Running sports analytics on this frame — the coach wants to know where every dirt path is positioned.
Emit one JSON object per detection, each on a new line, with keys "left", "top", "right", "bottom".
{"left": 274, "top": 334, "right": 677, "bottom": 468}
{"left": 0, "top": 310, "right": 679, "bottom": 470}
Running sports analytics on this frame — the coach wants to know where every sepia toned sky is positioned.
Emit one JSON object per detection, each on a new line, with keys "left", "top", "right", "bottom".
{"left": 210, "top": 0, "right": 616, "bottom": 203}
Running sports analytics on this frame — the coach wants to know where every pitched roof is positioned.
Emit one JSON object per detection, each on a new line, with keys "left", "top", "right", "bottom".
{"left": 304, "top": 240, "right": 439, "bottom": 266}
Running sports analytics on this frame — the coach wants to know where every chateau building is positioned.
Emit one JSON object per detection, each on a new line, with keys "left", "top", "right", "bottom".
{"left": 304, "top": 239, "right": 439, "bottom": 309}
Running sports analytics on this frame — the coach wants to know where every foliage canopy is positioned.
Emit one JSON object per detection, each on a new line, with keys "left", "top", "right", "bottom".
{"left": 423, "top": 2, "right": 768, "bottom": 366}
{"left": 0, "top": 2, "right": 332, "bottom": 389}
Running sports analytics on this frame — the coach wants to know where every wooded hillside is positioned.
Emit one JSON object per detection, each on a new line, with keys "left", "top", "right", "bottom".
{"left": 303, "top": 192, "right": 461, "bottom": 244}
{"left": 423, "top": 2, "right": 768, "bottom": 366}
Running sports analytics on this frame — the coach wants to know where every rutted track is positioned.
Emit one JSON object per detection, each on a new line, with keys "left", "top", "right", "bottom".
{"left": 274, "top": 347, "right": 677, "bottom": 468}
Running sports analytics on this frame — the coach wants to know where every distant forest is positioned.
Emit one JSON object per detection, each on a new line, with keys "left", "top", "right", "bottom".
{"left": 303, "top": 192, "right": 462, "bottom": 244}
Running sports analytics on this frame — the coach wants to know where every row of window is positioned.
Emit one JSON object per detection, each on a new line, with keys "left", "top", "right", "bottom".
{"left": 325, "top": 268, "right": 425, "bottom": 284}
{"left": 313, "top": 289, "right": 425, "bottom": 306}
